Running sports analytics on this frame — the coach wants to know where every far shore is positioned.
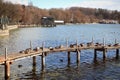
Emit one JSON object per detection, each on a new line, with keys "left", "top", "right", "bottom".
{"left": 0, "top": 23, "right": 119, "bottom": 36}
{"left": 18, "top": 22, "right": 119, "bottom": 28}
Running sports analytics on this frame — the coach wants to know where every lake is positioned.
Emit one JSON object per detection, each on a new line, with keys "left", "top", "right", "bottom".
{"left": 0, "top": 24, "right": 120, "bottom": 80}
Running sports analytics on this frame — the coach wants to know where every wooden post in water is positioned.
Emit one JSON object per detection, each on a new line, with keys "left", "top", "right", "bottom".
{"left": 76, "top": 39, "right": 80, "bottom": 65}
{"left": 32, "top": 63, "right": 36, "bottom": 79}
{"left": 33, "top": 56, "right": 36, "bottom": 66}
{"left": 94, "top": 49, "right": 97, "bottom": 61}
{"left": 116, "top": 49, "right": 119, "bottom": 59}
{"left": 32, "top": 56, "right": 36, "bottom": 79}
{"left": 5, "top": 61, "right": 10, "bottom": 80}
{"left": 41, "top": 53, "right": 45, "bottom": 71}
{"left": 4, "top": 48, "right": 10, "bottom": 80}
{"left": 103, "top": 49, "right": 107, "bottom": 60}
{"left": 67, "top": 51, "right": 71, "bottom": 67}
{"left": 76, "top": 50, "right": 80, "bottom": 65}
{"left": 41, "top": 42, "right": 45, "bottom": 71}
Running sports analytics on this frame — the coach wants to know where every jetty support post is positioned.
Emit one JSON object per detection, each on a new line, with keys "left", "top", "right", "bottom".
{"left": 33, "top": 56, "right": 36, "bottom": 66}
{"left": 76, "top": 50, "right": 80, "bottom": 65}
{"left": 76, "top": 39, "right": 80, "bottom": 66}
{"left": 67, "top": 51, "right": 71, "bottom": 67}
{"left": 4, "top": 48, "right": 10, "bottom": 80}
{"left": 32, "top": 56, "right": 36, "bottom": 78}
{"left": 116, "top": 49, "right": 119, "bottom": 59}
{"left": 5, "top": 61, "right": 10, "bottom": 80}
{"left": 41, "top": 53, "right": 45, "bottom": 71}
{"left": 94, "top": 49, "right": 97, "bottom": 62}
{"left": 41, "top": 42, "right": 45, "bottom": 72}
{"left": 103, "top": 48, "right": 107, "bottom": 60}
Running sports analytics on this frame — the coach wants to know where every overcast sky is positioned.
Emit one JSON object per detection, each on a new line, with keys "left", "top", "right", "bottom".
{"left": 4, "top": 0, "right": 120, "bottom": 11}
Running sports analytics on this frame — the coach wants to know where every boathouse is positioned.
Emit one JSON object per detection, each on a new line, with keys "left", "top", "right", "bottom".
{"left": 41, "top": 17, "right": 56, "bottom": 27}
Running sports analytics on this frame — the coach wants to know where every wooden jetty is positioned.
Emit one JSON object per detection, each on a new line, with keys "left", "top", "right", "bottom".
{"left": 0, "top": 40, "right": 120, "bottom": 79}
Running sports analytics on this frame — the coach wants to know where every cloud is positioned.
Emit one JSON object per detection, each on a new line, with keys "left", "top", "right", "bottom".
{"left": 4, "top": 0, "right": 28, "bottom": 5}
{"left": 72, "top": 0, "right": 120, "bottom": 11}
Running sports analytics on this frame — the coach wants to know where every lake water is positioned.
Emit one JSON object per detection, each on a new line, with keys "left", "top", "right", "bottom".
{"left": 0, "top": 24, "right": 120, "bottom": 80}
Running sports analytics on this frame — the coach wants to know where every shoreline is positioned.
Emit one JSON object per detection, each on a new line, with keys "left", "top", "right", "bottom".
{"left": 18, "top": 24, "right": 41, "bottom": 28}
{"left": 0, "top": 30, "right": 9, "bottom": 36}
{"left": 18, "top": 22, "right": 120, "bottom": 28}
{"left": 0, "top": 25, "right": 18, "bottom": 37}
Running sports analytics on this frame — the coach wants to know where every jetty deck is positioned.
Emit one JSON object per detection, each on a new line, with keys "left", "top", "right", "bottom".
{"left": 0, "top": 41, "right": 120, "bottom": 80}
{"left": 0, "top": 43, "right": 120, "bottom": 64}
{"left": 0, "top": 44, "right": 119, "bottom": 63}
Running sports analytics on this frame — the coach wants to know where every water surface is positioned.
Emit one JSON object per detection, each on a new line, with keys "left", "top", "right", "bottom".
{"left": 0, "top": 24, "right": 120, "bottom": 80}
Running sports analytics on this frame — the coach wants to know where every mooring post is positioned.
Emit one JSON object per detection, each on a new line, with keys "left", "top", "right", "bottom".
{"left": 103, "top": 38, "right": 105, "bottom": 46}
{"left": 76, "top": 39, "right": 78, "bottom": 47}
{"left": 42, "top": 42, "right": 44, "bottom": 48}
{"left": 67, "top": 51, "right": 71, "bottom": 67}
{"left": 30, "top": 40, "right": 32, "bottom": 50}
{"left": 66, "top": 38, "right": 68, "bottom": 48}
{"left": 76, "top": 50, "right": 80, "bottom": 65}
{"left": 4, "top": 48, "right": 10, "bottom": 80}
{"left": 94, "top": 49, "right": 97, "bottom": 61}
{"left": 92, "top": 37, "right": 94, "bottom": 43}
{"left": 116, "top": 49, "right": 119, "bottom": 59}
{"left": 42, "top": 42, "right": 45, "bottom": 51}
{"left": 5, "top": 48, "right": 7, "bottom": 59}
{"left": 115, "top": 39, "right": 117, "bottom": 44}
{"left": 41, "top": 53, "right": 45, "bottom": 71}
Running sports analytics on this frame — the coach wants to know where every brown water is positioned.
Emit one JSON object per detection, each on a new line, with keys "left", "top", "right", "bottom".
{"left": 0, "top": 24, "right": 120, "bottom": 80}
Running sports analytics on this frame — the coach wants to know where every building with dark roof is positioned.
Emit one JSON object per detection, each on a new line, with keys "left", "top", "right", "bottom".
{"left": 41, "top": 17, "right": 56, "bottom": 27}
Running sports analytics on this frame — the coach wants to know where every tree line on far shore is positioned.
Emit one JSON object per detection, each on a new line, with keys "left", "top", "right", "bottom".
{"left": 0, "top": 0, "right": 120, "bottom": 24}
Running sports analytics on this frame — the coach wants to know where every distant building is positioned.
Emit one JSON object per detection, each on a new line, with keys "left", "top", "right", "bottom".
{"left": 99, "top": 19, "right": 118, "bottom": 24}
{"left": 41, "top": 17, "right": 56, "bottom": 27}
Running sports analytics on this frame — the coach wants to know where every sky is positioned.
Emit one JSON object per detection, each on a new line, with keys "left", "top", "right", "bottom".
{"left": 4, "top": 0, "right": 120, "bottom": 11}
